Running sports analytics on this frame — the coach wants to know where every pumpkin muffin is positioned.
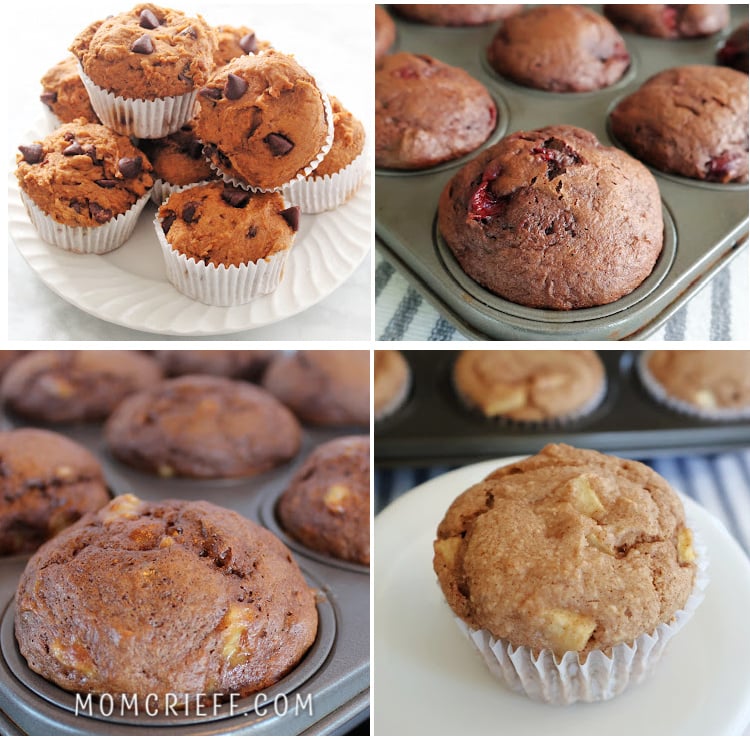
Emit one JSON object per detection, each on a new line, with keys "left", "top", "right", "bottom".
{"left": 40, "top": 55, "right": 100, "bottom": 125}
{"left": 212, "top": 24, "right": 271, "bottom": 67}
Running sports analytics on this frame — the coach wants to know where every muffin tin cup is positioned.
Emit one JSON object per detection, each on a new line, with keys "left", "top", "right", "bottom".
{"left": 20, "top": 190, "right": 151, "bottom": 255}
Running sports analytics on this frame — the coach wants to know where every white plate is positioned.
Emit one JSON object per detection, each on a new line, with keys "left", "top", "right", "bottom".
{"left": 8, "top": 133, "right": 371, "bottom": 336}
{"left": 374, "top": 459, "right": 750, "bottom": 735}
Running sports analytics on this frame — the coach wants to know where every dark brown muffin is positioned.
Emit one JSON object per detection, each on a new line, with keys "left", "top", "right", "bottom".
{"left": 0, "top": 428, "right": 110, "bottom": 556}
{"left": 1, "top": 350, "right": 163, "bottom": 424}
{"left": 277, "top": 436, "right": 370, "bottom": 565}
{"left": 610, "top": 65, "right": 749, "bottom": 183}
{"left": 105, "top": 375, "right": 301, "bottom": 479}
{"left": 717, "top": 22, "right": 749, "bottom": 73}
{"left": 376, "top": 52, "right": 496, "bottom": 169}
{"left": 262, "top": 351, "right": 369, "bottom": 427}
{"left": 487, "top": 5, "right": 630, "bottom": 93}
{"left": 394, "top": 4, "right": 523, "bottom": 26}
{"left": 15, "top": 495, "right": 318, "bottom": 707}
{"left": 376, "top": 5, "right": 396, "bottom": 67}
{"left": 153, "top": 350, "right": 274, "bottom": 381}
{"left": 438, "top": 125, "right": 664, "bottom": 310}
{"left": 604, "top": 4, "right": 729, "bottom": 38}
{"left": 0, "top": 351, "right": 26, "bottom": 378}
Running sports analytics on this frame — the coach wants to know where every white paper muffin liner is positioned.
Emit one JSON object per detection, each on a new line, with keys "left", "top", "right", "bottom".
{"left": 78, "top": 63, "right": 198, "bottom": 139}
{"left": 637, "top": 350, "right": 750, "bottom": 421}
{"left": 453, "top": 523, "right": 709, "bottom": 705}
{"left": 20, "top": 189, "right": 150, "bottom": 254}
{"left": 150, "top": 178, "right": 213, "bottom": 206}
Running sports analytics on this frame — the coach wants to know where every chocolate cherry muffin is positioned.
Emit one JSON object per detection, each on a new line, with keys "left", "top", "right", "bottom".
{"left": 1, "top": 350, "right": 163, "bottom": 424}
{"left": 277, "top": 436, "right": 370, "bottom": 565}
{"left": 604, "top": 4, "right": 729, "bottom": 39}
{"left": 105, "top": 375, "right": 301, "bottom": 479}
{"left": 394, "top": 4, "right": 523, "bottom": 26}
{"left": 488, "top": 5, "right": 630, "bottom": 93}
{"left": 610, "top": 65, "right": 749, "bottom": 183}
{"left": 376, "top": 52, "right": 496, "bottom": 169}
{"left": 438, "top": 125, "right": 664, "bottom": 310}
{"left": 717, "top": 22, "right": 749, "bottom": 74}
{"left": 15, "top": 495, "right": 318, "bottom": 707}
{"left": 0, "top": 428, "right": 110, "bottom": 556}
{"left": 376, "top": 5, "right": 396, "bottom": 67}
{"left": 154, "top": 350, "right": 274, "bottom": 380}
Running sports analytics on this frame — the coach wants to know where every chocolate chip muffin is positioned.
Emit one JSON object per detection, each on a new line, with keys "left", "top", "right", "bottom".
{"left": 376, "top": 5, "right": 396, "bottom": 67}
{"left": 40, "top": 56, "right": 100, "bottom": 125}
{"left": 487, "top": 5, "right": 630, "bottom": 93}
{"left": 438, "top": 125, "right": 664, "bottom": 310}
{"left": 154, "top": 350, "right": 274, "bottom": 380}
{"left": 277, "top": 436, "right": 370, "bottom": 565}
{"left": 212, "top": 24, "right": 271, "bottom": 67}
{"left": 453, "top": 350, "right": 606, "bottom": 422}
{"left": 604, "top": 4, "right": 729, "bottom": 38}
{"left": 374, "top": 350, "right": 411, "bottom": 422}
{"left": 0, "top": 428, "right": 110, "bottom": 556}
{"left": 105, "top": 375, "right": 301, "bottom": 479}
{"left": 262, "top": 351, "right": 369, "bottom": 428}
{"left": 1, "top": 350, "right": 163, "bottom": 424}
{"left": 717, "top": 21, "right": 749, "bottom": 74}
{"left": 376, "top": 52, "right": 496, "bottom": 169}
{"left": 15, "top": 495, "right": 318, "bottom": 707}
{"left": 394, "top": 4, "right": 523, "bottom": 26}
{"left": 610, "top": 65, "right": 749, "bottom": 183}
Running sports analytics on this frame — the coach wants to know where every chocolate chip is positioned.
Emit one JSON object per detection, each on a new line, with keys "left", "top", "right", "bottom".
{"left": 139, "top": 8, "right": 160, "bottom": 29}
{"left": 94, "top": 179, "right": 118, "bottom": 188}
{"left": 246, "top": 107, "right": 263, "bottom": 138}
{"left": 280, "top": 206, "right": 300, "bottom": 232}
{"left": 224, "top": 73, "right": 248, "bottom": 100}
{"left": 198, "top": 86, "right": 222, "bottom": 101}
{"left": 179, "top": 26, "right": 197, "bottom": 39}
{"left": 84, "top": 145, "right": 101, "bottom": 165}
{"left": 221, "top": 187, "right": 251, "bottom": 208}
{"left": 246, "top": 225, "right": 258, "bottom": 238}
{"left": 40, "top": 91, "right": 57, "bottom": 110}
{"left": 18, "top": 144, "right": 43, "bottom": 164}
{"left": 161, "top": 211, "right": 176, "bottom": 234}
{"left": 89, "top": 202, "right": 112, "bottom": 223}
{"left": 177, "top": 63, "right": 193, "bottom": 86}
{"left": 186, "top": 140, "right": 204, "bottom": 159}
{"left": 63, "top": 132, "right": 76, "bottom": 142}
{"left": 239, "top": 32, "right": 258, "bottom": 54}
{"left": 264, "top": 133, "right": 294, "bottom": 156}
{"left": 69, "top": 198, "right": 84, "bottom": 214}
{"left": 131, "top": 34, "right": 154, "bottom": 54}
{"left": 181, "top": 201, "right": 200, "bottom": 223}
{"left": 118, "top": 156, "right": 142, "bottom": 178}
{"left": 63, "top": 142, "right": 85, "bottom": 156}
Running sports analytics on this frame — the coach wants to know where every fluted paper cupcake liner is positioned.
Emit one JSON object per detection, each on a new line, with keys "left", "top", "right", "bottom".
{"left": 150, "top": 178, "right": 213, "bottom": 206}
{"left": 78, "top": 63, "right": 198, "bottom": 139}
{"left": 20, "top": 189, "right": 150, "bottom": 254}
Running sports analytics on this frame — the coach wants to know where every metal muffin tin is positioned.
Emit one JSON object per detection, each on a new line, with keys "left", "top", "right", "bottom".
{"left": 375, "top": 350, "right": 750, "bottom": 467}
{"left": 375, "top": 4, "right": 749, "bottom": 340}
{"left": 0, "top": 410, "right": 369, "bottom": 735}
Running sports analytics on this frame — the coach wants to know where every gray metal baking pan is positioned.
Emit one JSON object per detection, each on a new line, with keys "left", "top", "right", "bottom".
{"left": 375, "top": 350, "right": 750, "bottom": 466}
{"left": 375, "top": 4, "right": 749, "bottom": 340}
{"left": 0, "top": 414, "right": 369, "bottom": 736}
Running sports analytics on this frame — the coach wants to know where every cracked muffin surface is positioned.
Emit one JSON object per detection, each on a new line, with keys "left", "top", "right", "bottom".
{"left": 434, "top": 444, "right": 697, "bottom": 658}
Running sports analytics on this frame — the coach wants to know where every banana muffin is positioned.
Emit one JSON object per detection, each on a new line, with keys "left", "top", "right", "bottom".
{"left": 277, "top": 436, "right": 370, "bottom": 565}
{"left": 394, "top": 4, "right": 523, "bottom": 26}
{"left": 40, "top": 56, "right": 100, "bottom": 125}
{"left": 603, "top": 4, "right": 729, "bottom": 38}
{"left": 154, "top": 350, "right": 275, "bottom": 380}
{"left": 375, "top": 5, "right": 396, "bottom": 66}
{"left": 374, "top": 350, "right": 411, "bottom": 422}
{"left": 0, "top": 428, "right": 110, "bottom": 556}
{"left": 15, "top": 495, "right": 318, "bottom": 707}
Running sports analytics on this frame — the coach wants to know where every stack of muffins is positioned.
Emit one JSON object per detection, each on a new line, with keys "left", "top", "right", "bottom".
{"left": 16, "top": 3, "right": 368, "bottom": 306}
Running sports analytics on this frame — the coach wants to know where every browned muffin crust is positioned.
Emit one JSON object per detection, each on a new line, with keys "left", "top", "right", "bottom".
{"left": 376, "top": 5, "right": 396, "bottom": 67}
{"left": 40, "top": 56, "right": 100, "bottom": 124}
{"left": 604, "top": 4, "right": 729, "bottom": 38}
{"left": 154, "top": 350, "right": 274, "bottom": 380}
{"left": 394, "top": 4, "right": 523, "bottom": 26}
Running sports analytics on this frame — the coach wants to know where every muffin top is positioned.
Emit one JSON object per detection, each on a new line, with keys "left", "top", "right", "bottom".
{"left": 16, "top": 121, "right": 153, "bottom": 227}
{"left": 40, "top": 56, "right": 100, "bottom": 124}
{"left": 154, "top": 350, "right": 274, "bottom": 380}
{"left": 374, "top": 350, "right": 411, "bottom": 420}
{"left": 717, "top": 21, "right": 749, "bottom": 74}
{"left": 434, "top": 444, "right": 697, "bottom": 657}
{"left": 313, "top": 96, "right": 366, "bottom": 178}
{"left": 610, "top": 65, "right": 749, "bottom": 183}
{"left": 375, "top": 5, "right": 396, "bottom": 67}
{"left": 603, "top": 4, "right": 729, "bottom": 38}
{"left": 15, "top": 494, "right": 318, "bottom": 705}
{"left": 213, "top": 24, "right": 271, "bottom": 67}
{"left": 158, "top": 182, "right": 299, "bottom": 267}
{"left": 394, "top": 4, "right": 524, "bottom": 26}
{"left": 141, "top": 121, "right": 216, "bottom": 186}
{"left": 70, "top": 3, "right": 216, "bottom": 100}
{"left": 453, "top": 350, "right": 605, "bottom": 421}
{"left": 196, "top": 50, "right": 329, "bottom": 190}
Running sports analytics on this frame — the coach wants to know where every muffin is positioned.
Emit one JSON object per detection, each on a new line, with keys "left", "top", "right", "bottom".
{"left": 155, "top": 181, "right": 300, "bottom": 305}
{"left": 374, "top": 350, "right": 411, "bottom": 422}
{"left": 0, "top": 351, "right": 27, "bottom": 379}
{"left": 438, "top": 125, "right": 664, "bottom": 310}
{"left": 487, "top": 5, "right": 630, "bottom": 93}
{"left": 262, "top": 351, "right": 369, "bottom": 427}
{"left": 2, "top": 350, "right": 163, "bottom": 423}
{"left": 639, "top": 350, "right": 750, "bottom": 419}
{"left": 0, "top": 428, "right": 110, "bottom": 556}
{"left": 40, "top": 55, "right": 100, "bottom": 125}
{"left": 277, "top": 436, "right": 370, "bottom": 565}
{"left": 195, "top": 50, "right": 333, "bottom": 191}
{"left": 717, "top": 22, "right": 749, "bottom": 74}
{"left": 453, "top": 350, "right": 606, "bottom": 423}
{"left": 375, "top": 5, "right": 396, "bottom": 67}
{"left": 394, "top": 4, "right": 523, "bottom": 26}
{"left": 16, "top": 120, "right": 153, "bottom": 253}
{"left": 154, "top": 350, "right": 275, "bottom": 380}
{"left": 212, "top": 24, "right": 272, "bottom": 67}
{"left": 434, "top": 443, "right": 703, "bottom": 704}
{"left": 70, "top": 3, "right": 217, "bottom": 138}
{"left": 105, "top": 375, "right": 302, "bottom": 478}
{"left": 604, "top": 4, "right": 729, "bottom": 38}
{"left": 376, "top": 52, "right": 496, "bottom": 169}
{"left": 282, "top": 96, "right": 367, "bottom": 213}
{"left": 15, "top": 494, "right": 318, "bottom": 707}
{"left": 610, "top": 65, "right": 749, "bottom": 184}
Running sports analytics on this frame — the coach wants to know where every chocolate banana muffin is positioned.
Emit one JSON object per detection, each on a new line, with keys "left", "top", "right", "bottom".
{"left": 394, "top": 4, "right": 523, "bottom": 26}
{"left": 1, "top": 350, "right": 163, "bottom": 424}
{"left": 0, "top": 428, "right": 110, "bottom": 556}
{"left": 717, "top": 21, "right": 749, "bottom": 73}
{"left": 487, "top": 5, "right": 630, "bottom": 93}
{"left": 153, "top": 350, "right": 274, "bottom": 380}
{"left": 610, "top": 65, "right": 749, "bottom": 183}
{"left": 438, "top": 125, "right": 664, "bottom": 310}
{"left": 277, "top": 436, "right": 370, "bottom": 565}
{"left": 15, "top": 495, "right": 318, "bottom": 707}
{"left": 376, "top": 5, "right": 396, "bottom": 67}
{"left": 604, "top": 4, "right": 729, "bottom": 38}
{"left": 105, "top": 375, "right": 301, "bottom": 478}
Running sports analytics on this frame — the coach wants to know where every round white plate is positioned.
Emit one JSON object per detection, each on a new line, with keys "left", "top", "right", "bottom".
{"left": 8, "top": 132, "right": 371, "bottom": 336}
{"left": 374, "top": 459, "right": 750, "bottom": 735}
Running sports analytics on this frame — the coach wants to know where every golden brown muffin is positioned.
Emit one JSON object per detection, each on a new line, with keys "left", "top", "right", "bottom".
{"left": 141, "top": 122, "right": 216, "bottom": 188}
{"left": 213, "top": 24, "right": 271, "bottom": 67}
{"left": 374, "top": 350, "right": 411, "bottom": 421}
{"left": 40, "top": 56, "right": 100, "bottom": 124}
{"left": 313, "top": 96, "right": 365, "bottom": 178}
